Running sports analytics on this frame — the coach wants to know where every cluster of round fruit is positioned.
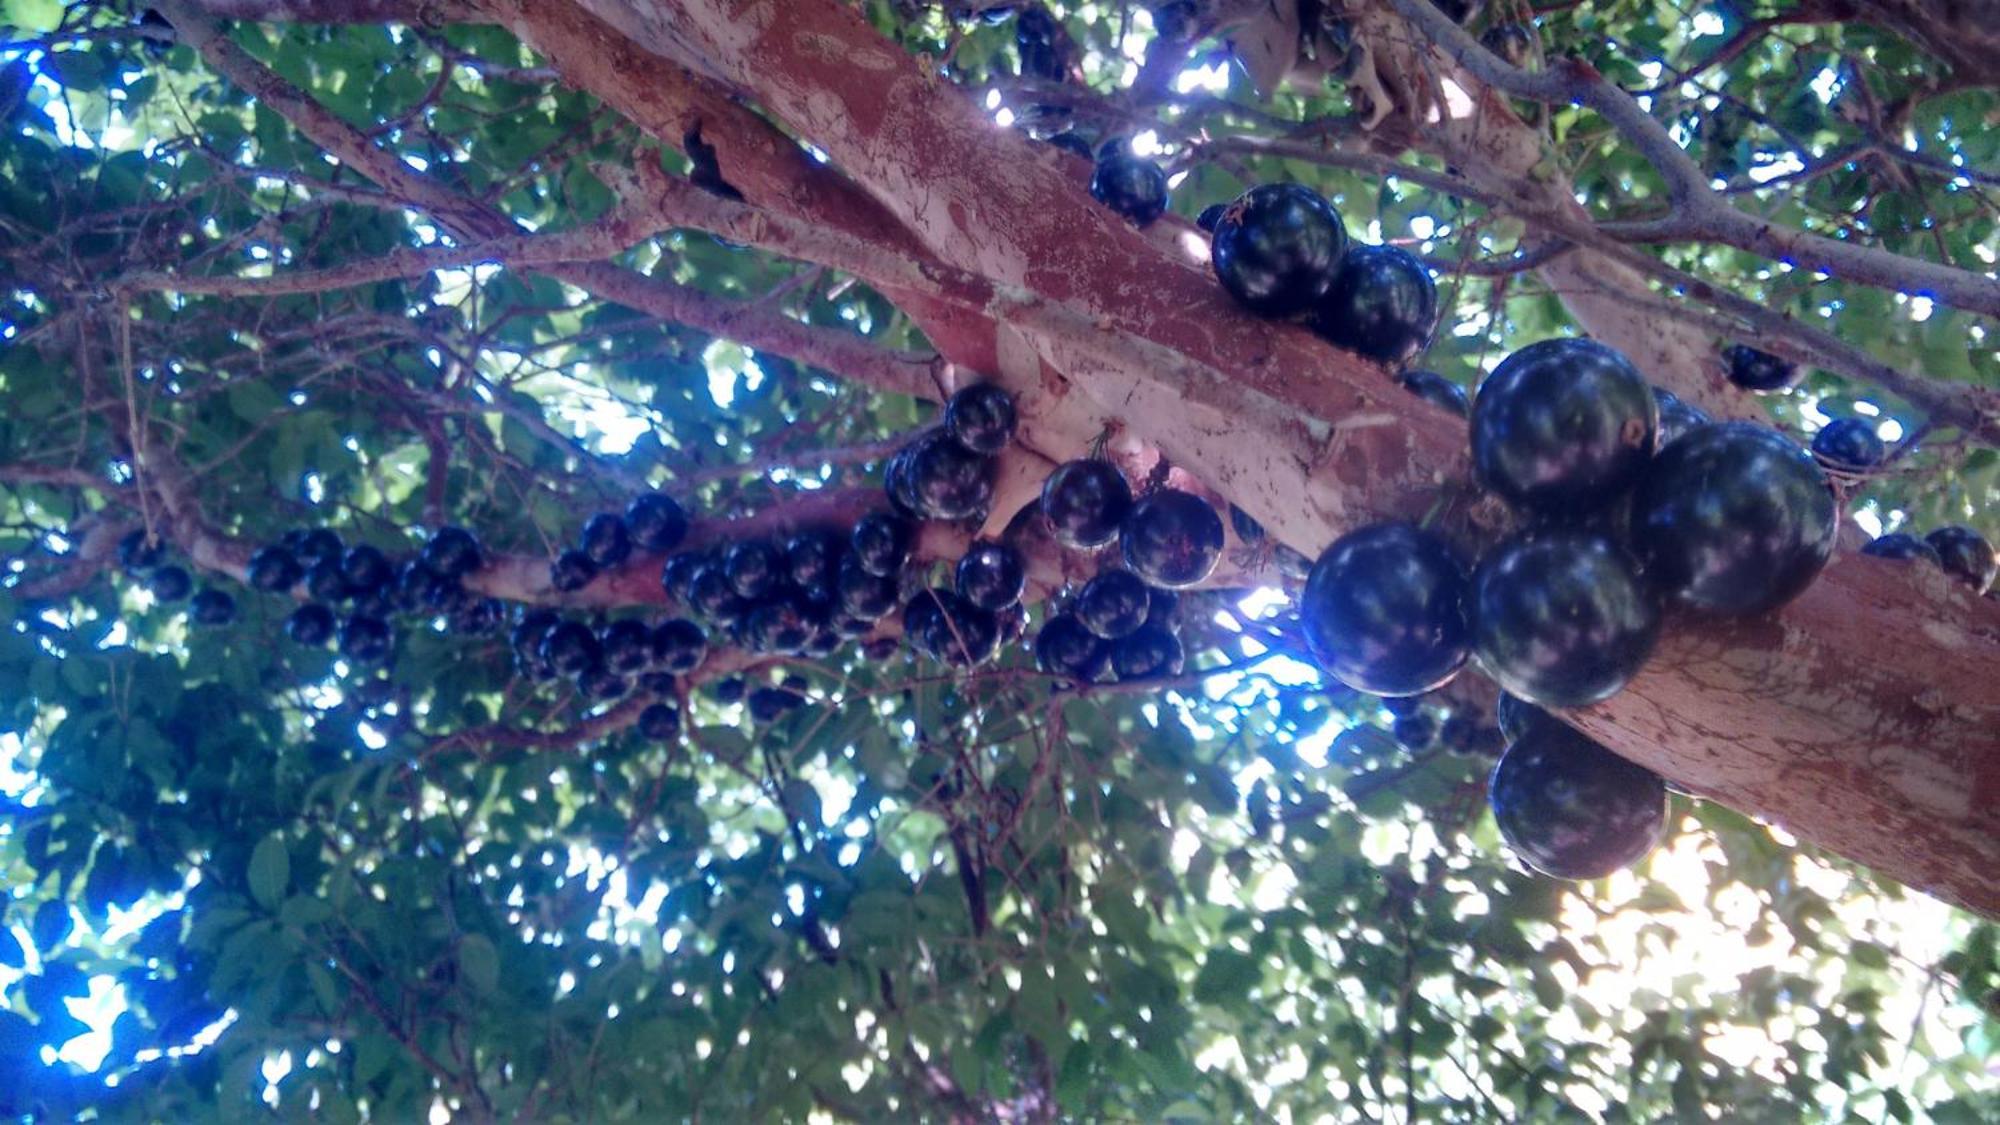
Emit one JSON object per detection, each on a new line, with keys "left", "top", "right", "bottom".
{"left": 114, "top": 530, "right": 234, "bottom": 626}
{"left": 508, "top": 605, "right": 708, "bottom": 740}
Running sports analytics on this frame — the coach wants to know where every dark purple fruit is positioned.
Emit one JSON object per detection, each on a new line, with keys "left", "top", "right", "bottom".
{"left": 1090, "top": 151, "right": 1169, "bottom": 227}
{"left": 549, "top": 549, "right": 598, "bottom": 593}
{"left": 1925, "top": 526, "right": 1997, "bottom": 594}
{"left": 1047, "top": 132, "right": 1093, "bottom": 160}
{"left": 580, "top": 668, "right": 630, "bottom": 702}
{"left": 710, "top": 677, "right": 746, "bottom": 704}
{"left": 908, "top": 430, "right": 995, "bottom": 520}
{"left": 422, "top": 526, "right": 482, "bottom": 578}
{"left": 852, "top": 512, "right": 913, "bottom": 577}
{"left": 1472, "top": 338, "right": 1656, "bottom": 516}
{"left": 1495, "top": 692, "right": 1545, "bottom": 743}
{"left": 1210, "top": 183, "right": 1348, "bottom": 317}
{"left": 785, "top": 530, "right": 843, "bottom": 592}
{"left": 188, "top": 588, "right": 236, "bottom": 626}
{"left": 1074, "top": 569, "right": 1151, "bottom": 640}
{"left": 837, "top": 554, "right": 900, "bottom": 619}
{"left": 1392, "top": 712, "right": 1436, "bottom": 750}
{"left": 118, "top": 530, "right": 167, "bottom": 574}
{"left": 1121, "top": 489, "right": 1224, "bottom": 589}
{"left": 512, "top": 609, "right": 560, "bottom": 660}
{"left": 686, "top": 564, "right": 747, "bottom": 623}
{"left": 1228, "top": 505, "right": 1265, "bottom": 544}
{"left": 956, "top": 541, "right": 1026, "bottom": 611}
{"left": 1471, "top": 531, "right": 1660, "bottom": 707}
{"left": 1861, "top": 532, "right": 1941, "bottom": 565}
{"left": 1489, "top": 723, "right": 1666, "bottom": 880}
{"left": 1723, "top": 344, "right": 1800, "bottom": 393}
{"left": 1629, "top": 422, "right": 1836, "bottom": 616}
{"left": 1811, "top": 418, "right": 1886, "bottom": 469}
{"left": 1480, "top": 22, "right": 1534, "bottom": 67}
{"left": 637, "top": 701, "right": 681, "bottom": 741}
{"left": 661, "top": 550, "right": 709, "bottom": 601}
{"left": 1035, "top": 613, "right": 1109, "bottom": 683}
{"left": 600, "top": 619, "right": 655, "bottom": 675}
{"left": 1653, "top": 387, "right": 1708, "bottom": 449}
{"left": 338, "top": 614, "right": 393, "bottom": 665}
{"left": 906, "top": 587, "right": 1000, "bottom": 666}
{"left": 724, "top": 540, "right": 784, "bottom": 601}
{"left": 247, "top": 546, "right": 302, "bottom": 592}
{"left": 1015, "top": 8, "right": 1067, "bottom": 80}
{"left": 1143, "top": 587, "right": 1179, "bottom": 630}
{"left": 1111, "top": 624, "right": 1184, "bottom": 681}
{"left": 1400, "top": 370, "right": 1468, "bottom": 418}
{"left": 286, "top": 603, "right": 336, "bottom": 646}
{"left": 1300, "top": 522, "right": 1469, "bottom": 697}
{"left": 746, "top": 593, "right": 818, "bottom": 655}
{"left": 650, "top": 618, "right": 707, "bottom": 673}
{"left": 292, "top": 528, "right": 343, "bottom": 567}
{"left": 945, "top": 384, "right": 1018, "bottom": 455}
{"left": 580, "top": 513, "right": 632, "bottom": 569}
{"left": 147, "top": 565, "right": 193, "bottom": 602}
{"left": 449, "top": 597, "right": 503, "bottom": 636}
{"left": 748, "top": 686, "right": 807, "bottom": 723}
{"left": 539, "top": 620, "right": 602, "bottom": 678}
{"left": 1314, "top": 244, "right": 1438, "bottom": 370}
{"left": 340, "top": 545, "right": 392, "bottom": 592}
{"left": 625, "top": 494, "right": 689, "bottom": 554}
{"left": 1196, "top": 202, "right": 1226, "bottom": 233}
{"left": 305, "top": 557, "right": 354, "bottom": 603}
{"left": 1043, "top": 460, "right": 1133, "bottom": 549}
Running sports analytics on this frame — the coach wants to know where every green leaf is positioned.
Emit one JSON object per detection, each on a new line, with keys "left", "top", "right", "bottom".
{"left": 4, "top": 0, "right": 65, "bottom": 33}
{"left": 248, "top": 834, "right": 290, "bottom": 910}
{"left": 459, "top": 934, "right": 499, "bottom": 995}
{"left": 1193, "top": 949, "right": 1259, "bottom": 1005}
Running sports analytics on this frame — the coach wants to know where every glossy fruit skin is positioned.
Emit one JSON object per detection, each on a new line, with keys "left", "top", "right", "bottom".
{"left": 118, "top": 530, "right": 167, "bottom": 574}
{"left": 837, "top": 553, "right": 900, "bottom": 619}
{"left": 710, "top": 677, "right": 746, "bottom": 704}
{"left": 1121, "top": 489, "right": 1225, "bottom": 588}
{"left": 423, "top": 526, "right": 482, "bottom": 578}
{"left": 851, "top": 512, "right": 913, "bottom": 577}
{"left": 449, "top": 597, "right": 503, "bottom": 636}
{"left": 1400, "top": 370, "right": 1469, "bottom": 418}
{"left": 600, "top": 619, "right": 655, "bottom": 675}
{"left": 286, "top": 603, "right": 336, "bottom": 646}
{"left": 1143, "top": 587, "right": 1180, "bottom": 630}
{"left": 247, "top": 546, "right": 302, "bottom": 592}
{"left": 1471, "top": 531, "right": 1661, "bottom": 707}
{"left": 188, "top": 588, "right": 236, "bottom": 626}
{"left": 1392, "top": 712, "right": 1436, "bottom": 750}
{"left": 685, "top": 564, "right": 745, "bottom": 623}
{"left": 1652, "top": 387, "right": 1709, "bottom": 450}
{"left": 908, "top": 430, "right": 995, "bottom": 520}
{"left": 945, "top": 384, "right": 1018, "bottom": 455}
{"left": 1480, "top": 23, "right": 1534, "bottom": 67}
{"left": 746, "top": 594, "right": 817, "bottom": 655}
{"left": 1723, "top": 343, "right": 1800, "bottom": 392}
{"left": 549, "top": 549, "right": 598, "bottom": 593}
{"left": 661, "top": 550, "right": 709, "bottom": 601}
{"left": 1489, "top": 723, "right": 1667, "bottom": 880}
{"left": 637, "top": 701, "right": 681, "bottom": 741}
{"left": 539, "top": 621, "right": 602, "bottom": 679}
{"left": 512, "top": 609, "right": 559, "bottom": 659}
{"left": 1228, "top": 505, "right": 1265, "bottom": 544}
{"left": 1495, "top": 692, "right": 1546, "bottom": 743}
{"left": 292, "top": 528, "right": 343, "bottom": 567}
{"left": 724, "top": 540, "right": 784, "bottom": 601}
{"left": 1035, "top": 613, "right": 1109, "bottom": 683}
{"left": 1472, "top": 338, "right": 1657, "bottom": 515}
{"left": 340, "top": 545, "right": 393, "bottom": 593}
{"left": 1301, "top": 522, "right": 1470, "bottom": 697}
{"left": 1925, "top": 526, "right": 1997, "bottom": 594}
{"left": 625, "top": 494, "right": 688, "bottom": 554}
{"left": 649, "top": 618, "right": 707, "bottom": 674}
{"left": 338, "top": 614, "right": 393, "bottom": 665}
{"left": 1629, "top": 422, "right": 1837, "bottom": 615}
{"left": 1074, "top": 569, "right": 1152, "bottom": 639}
{"left": 1314, "top": 244, "right": 1439, "bottom": 370}
{"left": 1090, "top": 152, "right": 1169, "bottom": 226}
{"left": 1043, "top": 460, "right": 1133, "bottom": 549}
{"left": 748, "top": 687, "right": 807, "bottom": 723}
{"left": 956, "top": 541, "right": 1027, "bottom": 611}
{"left": 785, "top": 531, "right": 842, "bottom": 592}
{"left": 1210, "top": 183, "right": 1348, "bottom": 317}
{"left": 1861, "top": 532, "right": 1941, "bottom": 565}
{"left": 1196, "top": 202, "right": 1226, "bottom": 233}
{"left": 906, "top": 588, "right": 1000, "bottom": 666}
{"left": 1112, "top": 624, "right": 1184, "bottom": 681}
{"left": 1812, "top": 418, "right": 1886, "bottom": 468}
{"left": 305, "top": 557, "right": 354, "bottom": 603}
{"left": 580, "top": 668, "right": 630, "bottom": 702}
{"left": 147, "top": 565, "right": 193, "bottom": 603}
{"left": 581, "top": 513, "right": 632, "bottom": 568}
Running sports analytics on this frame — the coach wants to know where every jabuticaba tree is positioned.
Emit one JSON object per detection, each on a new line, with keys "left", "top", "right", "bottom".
{"left": 0, "top": 1, "right": 1996, "bottom": 1121}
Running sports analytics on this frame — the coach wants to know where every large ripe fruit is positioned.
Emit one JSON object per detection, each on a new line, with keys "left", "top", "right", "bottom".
{"left": 118, "top": 530, "right": 167, "bottom": 574}
{"left": 1471, "top": 531, "right": 1661, "bottom": 707}
{"left": 340, "top": 544, "right": 393, "bottom": 593}
{"left": 1144, "top": 587, "right": 1179, "bottom": 630}
{"left": 1629, "top": 422, "right": 1837, "bottom": 615}
{"left": 147, "top": 565, "right": 193, "bottom": 603}
{"left": 1228, "top": 505, "right": 1265, "bottom": 545}
{"left": 512, "top": 608, "right": 559, "bottom": 661}
{"left": 650, "top": 618, "right": 708, "bottom": 674}
{"left": 188, "top": 588, "right": 236, "bottom": 626}
{"left": 748, "top": 686, "right": 807, "bottom": 723}
{"left": 1471, "top": 338, "right": 1657, "bottom": 515}
{"left": 1042, "top": 459, "right": 1132, "bottom": 549}
{"left": 852, "top": 512, "right": 913, "bottom": 577}
{"left": 1210, "top": 183, "right": 1348, "bottom": 317}
{"left": 785, "top": 530, "right": 843, "bottom": 593}
{"left": 1111, "top": 624, "right": 1184, "bottom": 681}
{"left": 1925, "top": 526, "right": 1997, "bottom": 594}
{"left": 539, "top": 620, "right": 602, "bottom": 678}
{"left": 580, "top": 668, "right": 630, "bottom": 703}
{"left": 956, "top": 541, "right": 1027, "bottom": 611}
{"left": 1122, "top": 489, "right": 1225, "bottom": 588}
{"left": 1090, "top": 150, "right": 1169, "bottom": 227}
{"left": 1035, "top": 613, "right": 1109, "bottom": 683}
{"left": 637, "top": 701, "right": 681, "bottom": 741}
{"left": 1489, "top": 723, "right": 1667, "bottom": 880}
{"left": 661, "top": 550, "right": 710, "bottom": 602}
{"left": 247, "top": 546, "right": 303, "bottom": 592}
{"left": 909, "top": 430, "right": 995, "bottom": 521}
{"left": 1861, "top": 532, "right": 1941, "bottom": 565}
{"left": 1074, "top": 569, "right": 1152, "bottom": 639}
{"left": 1314, "top": 244, "right": 1438, "bottom": 370}
{"left": 724, "top": 539, "right": 784, "bottom": 600}
{"left": 945, "top": 384, "right": 1018, "bottom": 455}
{"left": 746, "top": 593, "right": 817, "bottom": 655}
{"left": 600, "top": 619, "right": 655, "bottom": 675}
{"left": 1196, "top": 202, "right": 1226, "bottom": 233}
{"left": 1652, "top": 387, "right": 1708, "bottom": 450}
{"left": 292, "top": 527, "right": 343, "bottom": 567}
{"left": 1723, "top": 343, "right": 1800, "bottom": 392}
{"left": 449, "top": 597, "right": 503, "bottom": 636}
{"left": 305, "top": 557, "right": 354, "bottom": 603}
{"left": 580, "top": 513, "right": 632, "bottom": 568}
{"left": 1300, "top": 522, "right": 1469, "bottom": 697}
{"left": 286, "top": 603, "right": 336, "bottom": 646}
{"left": 338, "top": 614, "right": 393, "bottom": 665}
{"left": 549, "top": 549, "right": 598, "bottom": 593}
{"left": 1393, "top": 712, "right": 1437, "bottom": 750}
{"left": 837, "top": 553, "right": 900, "bottom": 619}
{"left": 1400, "top": 370, "right": 1469, "bottom": 418}
{"left": 422, "top": 526, "right": 482, "bottom": 578}
{"left": 625, "top": 494, "right": 688, "bottom": 554}
{"left": 686, "top": 564, "right": 748, "bottom": 624}
{"left": 906, "top": 588, "right": 1000, "bottom": 666}
{"left": 1811, "top": 418, "right": 1886, "bottom": 468}
{"left": 1495, "top": 692, "right": 1546, "bottom": 743}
